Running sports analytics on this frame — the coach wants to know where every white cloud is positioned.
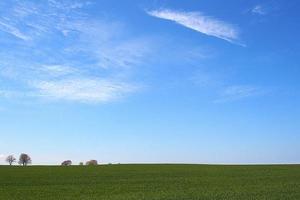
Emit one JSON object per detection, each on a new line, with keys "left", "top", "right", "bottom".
{"left": 32, "top": 78, "right": 138, "bottom": 103}
{"left": 0, "top": 20, "right": 30, "bottom": 41}
{"left": 0, "top": 154, "right": 5, "bottom": 159}
{"left": 0, "top": 1, "right": 151, "bottom": 104}
{"left": 39, "top": 65, "right": 77, "bottom": 77}
{"left": 48, "top": 0, "right": 90, "bottom": 10}
{"left": 191, "top": 71, "right": 265, "bottom": 103}
{"left": 96, "top": 38, "right": 152, "bottom": 69}
{"left": 63, "top": 19, "right": 152, "bottom": 69}
{"left": 0, "top": 0, "right": 91, "bottom": 41}
{"left": 147, "top": 9, "right": 240, "bottom": 44}
{"left": 214, "top": 85, "right": 264, "bottom": 103}
{"left": 251, "top": 5, "right": 266, "bottom": 15}
{"left": 13, "top": 3, "right": 38, "bottom": 17}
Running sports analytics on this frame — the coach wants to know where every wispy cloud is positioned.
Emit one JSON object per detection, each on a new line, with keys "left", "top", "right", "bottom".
{"left": 62, "top": 19, "right": 153, "bottom": 69}
{"left": 251, "top": 5, "right": 266, "bottom": 15}
{"left": 147, "top": 9, "right": 240, "bottom": 44}
{"left": 0, "top": 0, "right": 152, "bottom": 104}
{"left": 0, "top": 0, "right": 91, "bottom": 41}
{"left": 32, "top": 78, "right": 137, "bottom": 103}
{"left": 214, "top": 85, "right": 264, "bottom": 103}
{"left": 191, "top": 69, "right": 266, "bottom": 103}
{"left": 48, "top": 0, "right": 91, "bottom": 10}
{"left": 96, "top": 38, "right": 152, "bottom": 69}
{"left": 39, "top": 65, "right": 77, "bottom": 77}
{"left": 0, "top": 20, "right": 30, "bottom": 40}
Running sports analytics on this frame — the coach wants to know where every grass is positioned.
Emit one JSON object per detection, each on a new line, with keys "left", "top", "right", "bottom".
{"left": 0, "top": 164, "right": 300, "bottom": 200}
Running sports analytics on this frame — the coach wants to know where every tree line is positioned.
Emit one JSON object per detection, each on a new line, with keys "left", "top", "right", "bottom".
{"left": 6, "top": 154, "right": 31, "bottom": 166}
{"left": 5, "top": 154, "right": 99, "bottom": 166}
{"left": 61, "top": 159, "right": 98, "bottom": 166}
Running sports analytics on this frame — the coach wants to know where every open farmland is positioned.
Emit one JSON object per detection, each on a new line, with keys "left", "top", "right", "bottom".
{"left": 0, "top": 164, "right": 300, "bottom": 200}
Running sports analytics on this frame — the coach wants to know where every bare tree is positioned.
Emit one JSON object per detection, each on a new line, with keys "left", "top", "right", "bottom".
{"left": 18, "top": 153, "right": 31, "bottom": 166}
{"left": 6, "top": 155, "right": 16, "bottom": 165}
{"left": 86, "top": 160, "right": 98, "bottom": 166}
{"left": 61, "top": 160, "right": 72, "bottom": 166}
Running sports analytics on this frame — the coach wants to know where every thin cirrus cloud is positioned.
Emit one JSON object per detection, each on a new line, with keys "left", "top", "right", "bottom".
{"left": 191, "top": 70, "right": 265, "bottom": 103}
{"left": 251, "top": 5, "right": 266, "bottom": 15}
{"left": 32, "top": 78, "right": 138, "bottom": 103}
{"left": 0, "top": 0, "right": 151, "bottom": 104}
{"left": 0, "top": 21, "right": 30, "bottom": 41}
{"left": 214, "top": 85, "right": 264, "bottom": 103}
{"left": 39, "top": 65, "right": 78, "bottom": 77}
{"left": 147, "top": 9, "right": 240, "bottom": 44}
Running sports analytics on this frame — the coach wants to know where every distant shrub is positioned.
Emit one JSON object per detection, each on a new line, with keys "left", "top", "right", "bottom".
{"left": 61, "top": 160, "right": 72, "bottom": 166}
{"left": 86, "top": 160, "right": 98, "bottom": 166}
{"left": 79, "top": 162, "right": 84, "bottom": 165}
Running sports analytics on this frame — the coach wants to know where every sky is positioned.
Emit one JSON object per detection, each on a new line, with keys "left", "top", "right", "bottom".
{"left": 0, "top": 0, "right": 299, "bottom": 165}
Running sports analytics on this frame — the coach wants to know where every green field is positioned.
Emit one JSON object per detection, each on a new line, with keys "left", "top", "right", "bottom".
{"left": 0, "top": 164, "right": 300, "bottom": 200}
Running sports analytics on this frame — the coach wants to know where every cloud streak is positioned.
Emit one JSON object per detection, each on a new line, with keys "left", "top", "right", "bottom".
{"left": 33, "top": 78, "right": 137, "bottom": 103}
{"left": 147, "top": 9, "right": 240, "bottom": 44}
{"left": 0, "top": 0, "right": 152, "bottom": 104}
{"left": 0, "top": 20, "right": 30, "bottom": 40}
{"left": 192, "top": 70, "right": 266, "bottom": 103}
{"left": 39, "top": 65, "right": 77, "bottom": 77}
{"left": 251, "top": 5, "right": 266, "bottom": 15}
{"left": 214, "top": 85, "right": 264, "bottom": 103}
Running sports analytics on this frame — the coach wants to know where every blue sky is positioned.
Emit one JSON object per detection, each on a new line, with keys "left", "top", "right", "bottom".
{"left": 0, "top": 0, "right": 299, "bottom": 165}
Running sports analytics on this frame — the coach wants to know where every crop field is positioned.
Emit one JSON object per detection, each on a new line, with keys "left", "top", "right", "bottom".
{"left": 0, "top": 164, "right": 300, "bottom": 200}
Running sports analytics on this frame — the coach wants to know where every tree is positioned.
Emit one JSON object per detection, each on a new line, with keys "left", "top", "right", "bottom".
{"left": 18, "top": 153, "right": 31, "bottom": 166}
{"left": 79, "top": 162, "right": 84, "bottom": 165}
{"left": 61, "top": 160, "right": 72, "bottom": 166}
{"left": 6, "top": 155, "right": 16, "bottom": 165}
{"left": 86, "top": 160, "right": 98, "bottom": 166}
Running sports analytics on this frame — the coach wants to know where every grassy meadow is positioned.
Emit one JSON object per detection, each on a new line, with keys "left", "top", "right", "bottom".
{"left": 0, "top": 164, "right": 300, "bottom": 200}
